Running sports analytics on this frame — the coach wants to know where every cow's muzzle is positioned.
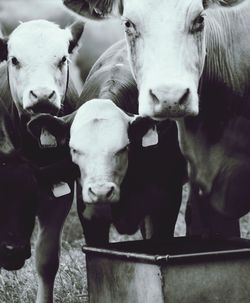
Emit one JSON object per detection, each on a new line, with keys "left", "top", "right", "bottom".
{"left": 26, "top": 99, "right": 60, "bottom": 115}
{"left": 140, "top": 83, "right": 199, "bottom": 119}
{"left": 84, "top": 182, "right": 120, "bottom": 204}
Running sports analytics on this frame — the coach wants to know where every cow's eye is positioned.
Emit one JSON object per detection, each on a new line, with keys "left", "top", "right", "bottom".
{"left": 61, "top": 56, "right": 67, "bottom": 63}
{"left": 122, "top": 19, "right": 137, "bottom": 36}
{"left": 191, "top": 14, "right": 205, "bottom": 33}
{"left": 71, "top": 148, "right": 78, "bottom": 155}
{"left": 11, "top": 57, "right": 20, "bottom": 66}
{"left": 58, "top": 56, "right": 68, "bottom": 68}
{"left": 71, "top": 148, "right": 85, "bottom": 156}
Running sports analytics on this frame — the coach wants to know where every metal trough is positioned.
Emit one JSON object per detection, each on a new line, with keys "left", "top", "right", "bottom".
{"left": 83, "top": 237, "right": 250, "bottom": 303}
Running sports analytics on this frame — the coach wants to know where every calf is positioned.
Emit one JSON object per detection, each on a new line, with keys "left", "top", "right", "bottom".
{"left": 0, "top": 20, "right": 84, "bottom": 303}
{"left": 28, "top": 49, "right": 186, "bottom": 244}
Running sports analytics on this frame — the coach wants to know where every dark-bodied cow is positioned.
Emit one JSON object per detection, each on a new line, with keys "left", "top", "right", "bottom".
{"left": 0, "top": 20, "right": 84, "bottom": 303}
{"left": 0, "top": 95, "right": 38, "bottom": 271}
{"left": 28, "top": 47, "right": 186, "bottom": 244}
{"left": 64, "top": 0, "right": 250, "bottom": 236}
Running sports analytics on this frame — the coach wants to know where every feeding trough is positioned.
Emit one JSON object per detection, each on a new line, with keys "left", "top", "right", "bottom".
{"left": 83, "top": 237, "right": 250, "bottom": 303}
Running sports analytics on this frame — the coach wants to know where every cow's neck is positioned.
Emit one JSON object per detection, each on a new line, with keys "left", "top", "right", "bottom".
{"left": 204, "top": 4, "right": 250, "bottom": 94}
{"left": 177, "top": 78, "right": 250, "bottom": 193}
{"left": 177, "top": 118, "right": 226, "bottom": 194}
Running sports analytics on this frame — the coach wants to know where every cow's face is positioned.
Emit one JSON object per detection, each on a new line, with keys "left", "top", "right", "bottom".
{"left": 0, "top": 156, "right": 38, "bottom": 270}
{"left": 0, "top": 20, "right": 84, "bottom": 115}
{"left": 122, "top": 0, "right": 206, "bottom": 119}
{"left": 69, "top": 99, "right": 157, "bottom": 204}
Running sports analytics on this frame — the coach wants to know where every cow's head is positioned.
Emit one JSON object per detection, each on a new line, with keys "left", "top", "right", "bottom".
{"left": 0, "top": 153, "right": 38, "bottom": 270}
{"left": 0, "top": 19, "right": 84, "bottom": 115}
{"left": 70, "top": 99, "right": 158, "bottom": 206}
{"left": 64, "top": 0, "right": 243, "bottom": 118}
{"left": 27, "top": 99, "right": 158, "bottom": 206}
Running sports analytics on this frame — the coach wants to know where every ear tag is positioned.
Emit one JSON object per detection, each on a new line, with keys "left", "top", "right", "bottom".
{"left": 52, "top": 182, "right": 71, "bottom": 198}
{"left": 40, "top": 128, "right": 57, "bottom": 148}
{"left": 142, "top": 126, "right": 158, "bottom": 147}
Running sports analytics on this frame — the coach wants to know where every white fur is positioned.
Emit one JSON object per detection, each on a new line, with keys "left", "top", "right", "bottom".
{"left": 121, "top": 0, "right": 204, "bottom": 118}
{"left": 7, "top": 20, "right": 75, "bottom": 111}
{"left": 70, "top": 99, "right": 132, "bottom": 204}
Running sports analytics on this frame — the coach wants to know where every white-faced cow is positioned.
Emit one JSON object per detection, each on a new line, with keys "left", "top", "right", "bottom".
{"left": 64, "top": 0, "right": 250, "bottom": 237}
{"left": 0, "top": 20, "right": 84, "bottom": 303}
{"left": 0, "top": 19, "right": 83, "bottom": 114}
{"left": 28, "top": 47, "right": 186, "bottom": 245}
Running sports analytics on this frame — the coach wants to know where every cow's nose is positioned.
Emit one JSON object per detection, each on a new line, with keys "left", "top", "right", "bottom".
{"left": 149, "top": 84, "right": 190, "bottom": 115}
{"left": 29, "top": 88, "right": 56, "bottom": 102}
{"left": 88, "top": 185, "right": 115, "bottom": 203}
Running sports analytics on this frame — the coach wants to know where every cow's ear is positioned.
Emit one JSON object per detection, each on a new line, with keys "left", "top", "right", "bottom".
{"left": 68, "top": 21, "right": 85, "bottom": 54}
{"left": 0, "top": 38, "right": 8, "bottom": 62}
{"left": 27, "top": 113, "right": 76, "bottom": 148}
{"left": 128, "top": 116, "right": 159, "bottom": 147}
{"left": 64, "top": 0, "right": 123, "bottom": 20}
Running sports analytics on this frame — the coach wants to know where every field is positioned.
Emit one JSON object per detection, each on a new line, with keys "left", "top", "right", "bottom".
{"left": 0, "top": 186, "right": 249, "bottom": 303}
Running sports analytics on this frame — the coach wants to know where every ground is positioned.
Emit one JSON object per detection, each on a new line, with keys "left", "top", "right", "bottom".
{"left": 0, "top": 185, "right": 249, "bottom": 303}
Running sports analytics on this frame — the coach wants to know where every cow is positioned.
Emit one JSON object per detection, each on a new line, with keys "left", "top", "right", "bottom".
{"left": 28, "top": 47, "right": 186, "bottom": 245}
{"left": 64, "top": 0, "right": 250, "bottom": 237}
{"left": 0, "top": 20, "right": 84, "bottom": 303}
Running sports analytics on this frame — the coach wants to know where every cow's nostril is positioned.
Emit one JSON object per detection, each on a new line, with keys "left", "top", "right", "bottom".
{"left": 30, "top": 90, "right": 38, "bottom": 99}
{"left": 179, "top": 88, "right": 190, "bottom": 105}
{"left": 149, "top": 89, "right": 160, "bottom": 105}
{"left": 88, "top": 187, "right": 97, "bottom": 198}
{"left": 106, "top": 186, "right": 114, "bottom": 199}
{"left": 48, "top": 90, "right": 56, "bottom": 100}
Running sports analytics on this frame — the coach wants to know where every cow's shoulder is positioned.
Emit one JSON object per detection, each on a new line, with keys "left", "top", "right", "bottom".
{"left": 86, "top": 39, "right": 127, "bottom": 80}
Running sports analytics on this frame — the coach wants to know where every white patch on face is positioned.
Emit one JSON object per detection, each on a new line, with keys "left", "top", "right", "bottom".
{"left": 70, "top": 99, "right": 131, "bottom": 204}
{"left": 122, "top": 0, "right": 205, "bottom": 118}
{"left": 7, "top": 20, "right": 72, "bottom": 112}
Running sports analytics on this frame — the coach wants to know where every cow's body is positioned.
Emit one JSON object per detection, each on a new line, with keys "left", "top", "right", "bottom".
{"left": 72, "top": 43, "right": 186, "bottom": 243}
{"left": 0, "top": 20, "right": 83, "bottom": 303}
{"left": 0, "top": 94, "right": 39, "bottom": 271}
{"left": 64, "top": 0, "right": 250, "bottom": 236}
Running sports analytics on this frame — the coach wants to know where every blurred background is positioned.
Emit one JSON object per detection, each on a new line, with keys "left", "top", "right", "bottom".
{"left": 0, "top": 0, "right": 123, "bottom": 81}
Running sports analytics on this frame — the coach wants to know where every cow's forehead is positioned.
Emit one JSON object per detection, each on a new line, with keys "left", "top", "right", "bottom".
{"left": 71, "top": 118, "right": 128, "bottom": 152}
{"left": 71, "top": 99, "right": 128, "bottom": 134}
{"left": 70, "top": 100, "right": 129, "bottom": 152}
{"left": 8, "top": 20, "right": 72, "bottom": 59}
{"left": 124, "top": 0, "right": 203, "bottom": 17}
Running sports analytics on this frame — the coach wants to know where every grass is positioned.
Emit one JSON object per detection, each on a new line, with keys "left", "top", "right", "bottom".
{"left": 0, "top": 185, "right": 249, "bottom": 303}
